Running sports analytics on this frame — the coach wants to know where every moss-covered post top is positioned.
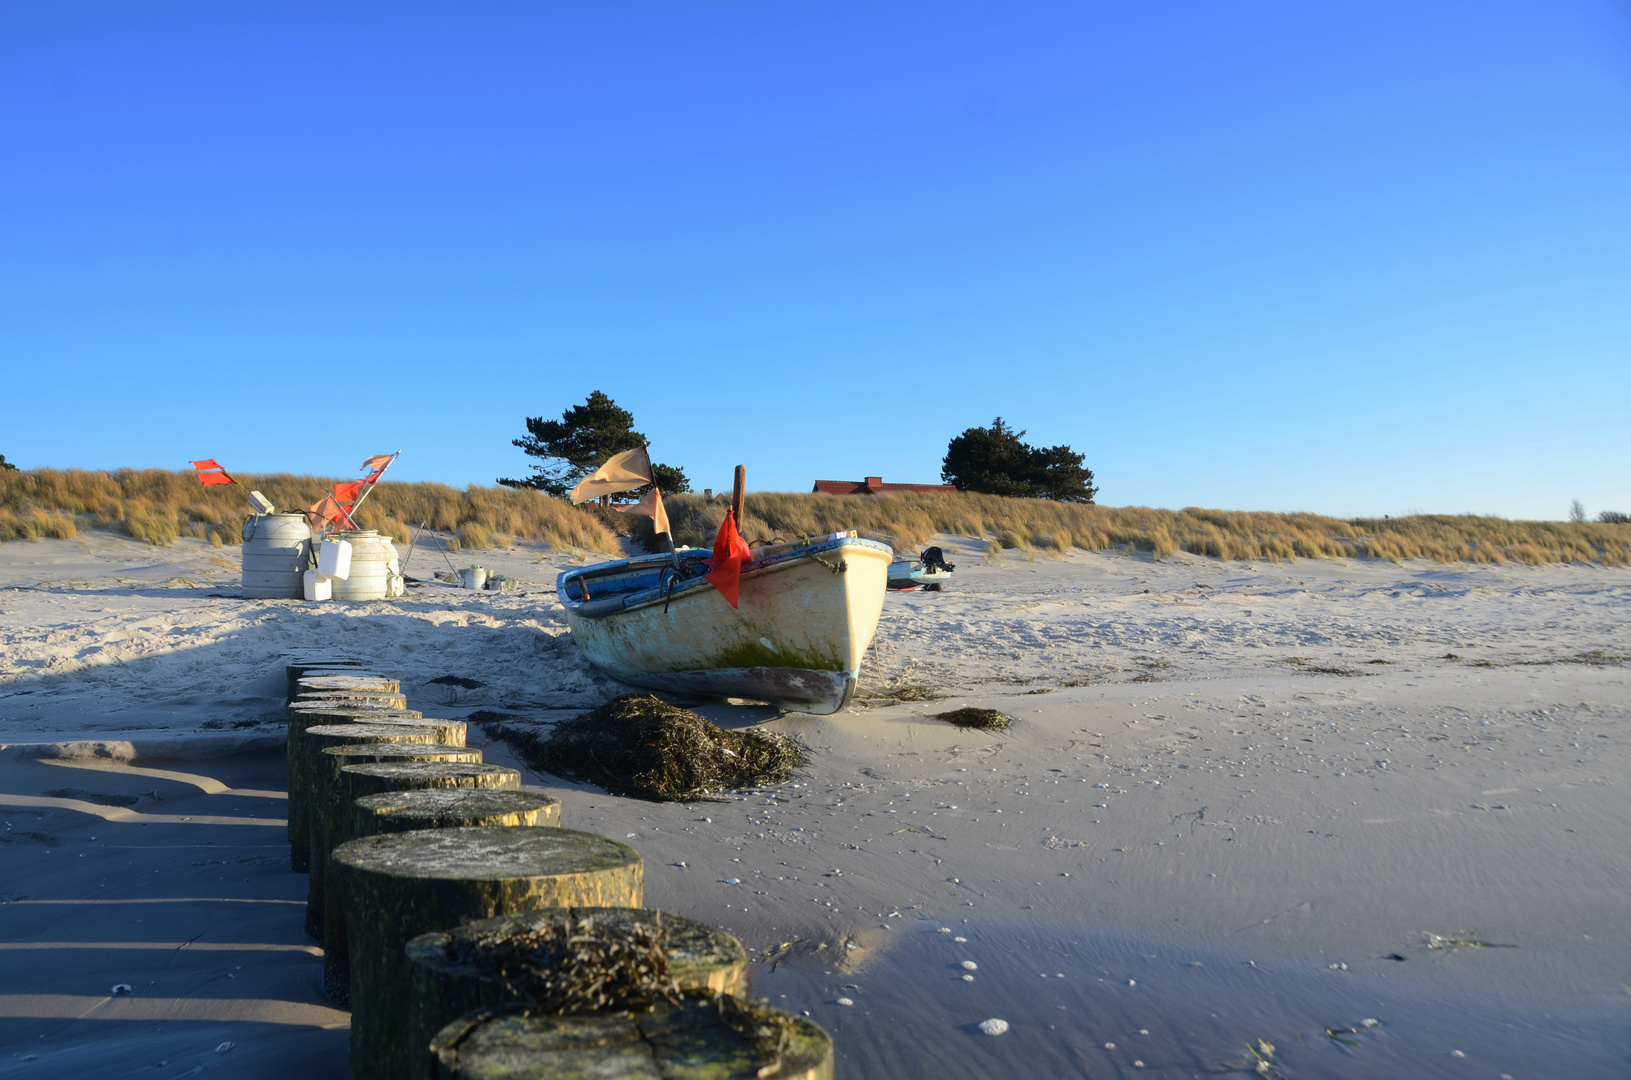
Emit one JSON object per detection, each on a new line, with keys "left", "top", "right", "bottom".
{"left": 429, "top": 995, "right": 833, "bottom": 1080}
{"left": 290, "top": 701, "right": 420, "bottom": 714}
{"left": 306, "top": 723, "right": 449, "bottom": 742}
{"left": 354, "top": 788, "right": 560, "bottom": 825}
{"left": 324, "top": 744, "right": 484, "bottom": 765}
{"left": 298, "top": 674, "right": 401, "bottom": 693}
{"left": 342, "top": 762, "right": 519, "bottom": 785}
{"left": 333, "top": 827, "right": 640, "bottom": 882}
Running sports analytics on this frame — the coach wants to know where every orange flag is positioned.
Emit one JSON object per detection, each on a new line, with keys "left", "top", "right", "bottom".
{"left": 190, "top": 459, "right": 235, "bottom": 486}
{"left": 616, "top": 485, "right": 670, "bottom": 540}
{"left": 307, "top": 495, "right": 350, "bottom": 527}
{"left": 332, "top": 481, "right": 363, "bottom": 505}
{"left": 704, "top": 510, "right": 752, "bottom": 609}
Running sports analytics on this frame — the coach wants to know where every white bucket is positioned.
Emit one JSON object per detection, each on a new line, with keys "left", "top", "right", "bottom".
{"left": 458, "top": 565, "right": 487, "bottom": 591}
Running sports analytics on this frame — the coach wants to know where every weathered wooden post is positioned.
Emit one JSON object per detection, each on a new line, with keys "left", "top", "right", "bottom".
{"left": 298, "top": 722, "right": 465, "bottom": 938}
{"left": 286, "top": 704, "right": 425, "bottom": 870}
{"left": 429, "top": 995, "right": 833, "bottom": 1080}
{"left": 307, "top": 743, "right": 487, "bottom": 957}
{"left": 403, "top": 907, "right": 746, "bottom": 1080}
{"left": 285, "top": 659, "right": 366, "bottom": 701}
{"left": 318, "top": 762, "right": 524, "bottom": 1002}
{"left": 352, "top": 788, "right": 561, "bottom": 838}
{"left": 294, "top": 689, "right": 410, "bottom": 710}
{"left": 297, "top": 673, "right": 401, "bottom": 696}
{"left": 331, "top": 827, "right": 642, "bottom": 1080}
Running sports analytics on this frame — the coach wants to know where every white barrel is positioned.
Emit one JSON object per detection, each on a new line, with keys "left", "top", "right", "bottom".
{"left": 241, "top": 514, "right": 313, "bottom": 599}
{"left": 330, "top": 530, "right": 391, "bottom": 601}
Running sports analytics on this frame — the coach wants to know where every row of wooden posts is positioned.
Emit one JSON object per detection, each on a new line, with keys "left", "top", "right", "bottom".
{"left": 282, "top": 653, "right": 833, "bottom": 1080}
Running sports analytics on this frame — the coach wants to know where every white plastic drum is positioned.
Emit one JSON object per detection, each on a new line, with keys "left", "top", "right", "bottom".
{"left": 241, "top": 513, "right": 313, "bottom": 599}
{"left": 329, "top": 530, "right": 398, "bottom": 601}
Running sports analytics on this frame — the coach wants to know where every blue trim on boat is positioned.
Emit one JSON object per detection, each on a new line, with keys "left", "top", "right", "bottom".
{"left": 556, "top": 537, "right": 891, "bottom": 619}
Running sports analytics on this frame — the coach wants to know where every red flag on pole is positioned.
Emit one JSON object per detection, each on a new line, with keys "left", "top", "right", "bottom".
{"left": 190, "top": 459, "right": 235, "bottom": 486}
{"left": 332, "top": 481, "right": 363, "bottom": 505}
{"left": 307, "top": 495, "right": 350, "bottom": 527}
{"left": 704, "top": 510, "right": 753, "bottom": 609}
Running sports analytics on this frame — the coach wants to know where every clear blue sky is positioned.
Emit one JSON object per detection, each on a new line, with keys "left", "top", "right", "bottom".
{"left": 3, "top": 2, "right": 1628, "bottom": 519}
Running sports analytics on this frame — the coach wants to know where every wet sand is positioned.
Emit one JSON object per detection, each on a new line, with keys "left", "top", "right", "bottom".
{"left": 2, "top": 532, "right": 1627, "bottom": 1076}
{"left": 0, "top": 750, "right": 346, "bottom": 1078}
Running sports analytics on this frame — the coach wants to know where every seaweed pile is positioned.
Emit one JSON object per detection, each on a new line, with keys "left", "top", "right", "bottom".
{"left": 445, "top": 911, "right": 681, "bottom": 1013}
{"left": 932, "top": 707, "right": 1013, "bottom": 730}
{"left": 491, "top": 695, "right": 804, "bottom": 801}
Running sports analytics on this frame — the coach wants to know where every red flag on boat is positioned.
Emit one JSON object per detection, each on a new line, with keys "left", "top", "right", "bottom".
{"left": 704, "top": 510, "right": 753, "bottom": 609}
{"left": 189, "top": 459, "right": 235, "bottom": 487}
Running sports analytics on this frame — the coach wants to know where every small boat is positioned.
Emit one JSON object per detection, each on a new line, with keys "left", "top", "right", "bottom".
{"left": 557, "top": 533, "right": 892, "bottom": 714}
{"left": 886, "top": 546, "right": 956, "bottom": 592}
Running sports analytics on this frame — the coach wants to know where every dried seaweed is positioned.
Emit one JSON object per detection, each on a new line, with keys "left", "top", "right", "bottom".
{"left": 496, "top": 695, "right": 804, "bottom": 802}
{"left": 932, "top": 707, "right": 1013, "bottom": 731}
{"left": 1281, "top": 657, "right": 1371, "bottom": 677}
{"left": 443, "top": 910, "right": 682, "bottom": 1014}
{"left": 1425, "top": 934, "right": 1517, "bottom": 950}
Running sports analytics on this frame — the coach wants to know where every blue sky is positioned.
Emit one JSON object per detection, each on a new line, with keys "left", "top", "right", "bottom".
{"left": 3, "top": 2, "right": 1628, "bottom": 519}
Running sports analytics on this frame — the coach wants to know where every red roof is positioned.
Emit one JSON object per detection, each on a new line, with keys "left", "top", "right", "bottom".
{"left": 812, "top": 476, "right": 957, "bottom": 495}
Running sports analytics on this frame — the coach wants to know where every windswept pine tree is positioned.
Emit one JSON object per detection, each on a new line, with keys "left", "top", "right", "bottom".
{"left": 940, "top": 418, "right": 1097, "bottom": 503}
{"left": 497, "top": 391, "right": 689, "bottom": 500}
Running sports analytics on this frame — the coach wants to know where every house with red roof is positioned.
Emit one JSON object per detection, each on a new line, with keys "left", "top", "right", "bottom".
{"left": 811, "top": 476, "right": 957, "bottom": 495}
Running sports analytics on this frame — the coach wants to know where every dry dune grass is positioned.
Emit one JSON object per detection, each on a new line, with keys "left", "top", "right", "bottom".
{"left": 0, "top": 469, "right": 618, "bottom": 553}
{"left": 649, "top": 490, "right": 1631, "bottom": 568}
{"left": 4, "top": 470, "right": 1627, "bottom": 567}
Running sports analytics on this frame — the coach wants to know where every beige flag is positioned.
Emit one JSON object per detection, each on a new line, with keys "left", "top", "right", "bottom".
{"left": 568, "top": 446, "right": 654, "bottom": 504}
{"left": 616, "top": 485, "right": 671, "bottom": 539}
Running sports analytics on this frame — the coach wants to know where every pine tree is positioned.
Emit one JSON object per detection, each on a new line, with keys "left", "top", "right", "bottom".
{"left": 497, "top": 392, "right": 688, "bottom": 499}
{"left": 941, "top": 418, "right": 1096, "bottom": 503}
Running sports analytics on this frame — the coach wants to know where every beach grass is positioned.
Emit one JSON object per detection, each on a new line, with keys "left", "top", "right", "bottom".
{"left": 3, "top": 468, "right": 1628, "bottom": 566}
{"left": 0, "top": 468, "right": 620, "bottom": 553}
{"left": 648, "top": 489, "right": 1631, "bottom": 567}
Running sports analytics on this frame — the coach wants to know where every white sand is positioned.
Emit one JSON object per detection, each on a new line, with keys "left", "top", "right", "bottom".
{"left": 2, "top": 531, "right": 1627, "bottom": 1076}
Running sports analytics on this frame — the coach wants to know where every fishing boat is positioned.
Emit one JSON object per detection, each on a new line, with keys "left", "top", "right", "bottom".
{"left": 557, "top": 533, "right": 892, "bottom": 714}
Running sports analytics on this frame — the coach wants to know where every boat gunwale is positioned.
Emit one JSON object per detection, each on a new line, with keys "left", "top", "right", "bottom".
{"left": 556, "top": 536, "right": 892, "bottom": 619}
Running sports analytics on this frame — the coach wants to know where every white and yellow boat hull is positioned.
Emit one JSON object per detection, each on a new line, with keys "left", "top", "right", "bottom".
{"left": 558, "top": 537, "right": 891, "bottom": 714}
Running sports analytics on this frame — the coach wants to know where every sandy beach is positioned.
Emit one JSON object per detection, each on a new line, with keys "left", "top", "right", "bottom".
{"left": 1, "top": 532, "right": 1627, "bottom": 1077}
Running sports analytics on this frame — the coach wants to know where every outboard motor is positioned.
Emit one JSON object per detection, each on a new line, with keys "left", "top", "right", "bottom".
{"left": 919, "top": 546, "right": 955, "bottom": 574}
